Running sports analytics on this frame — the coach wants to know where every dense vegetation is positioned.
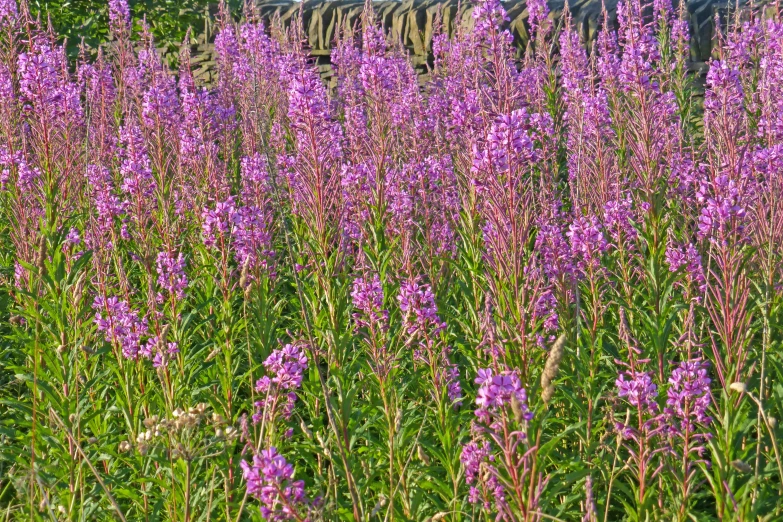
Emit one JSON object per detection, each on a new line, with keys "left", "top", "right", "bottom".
{"left": 28, "top": 0, "right": 223, "bottom": 58}
{"left": 1, "top": 0, "right": 782, "bottom": 520}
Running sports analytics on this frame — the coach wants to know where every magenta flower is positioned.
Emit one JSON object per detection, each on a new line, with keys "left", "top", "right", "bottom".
{"left": 351, "top": 274, "right": 388, "bottom": 330}
{"left": 156, "top": 251, "right": 188, "bottom": 302}
{"left": 253, "top": 344, "right": 308, "bottom": 423}
{"left": 665, "top": 360, "right": 712, "bottom": 433}
{"left": 397, "top": 279, "right": 445, "bottom": 337}
{"left": 474, "top": 368, "right": 533, "bottom": 424}
{"left": 92, "top": 296, "right": 149, "bottom": 360}
{"left": 567, "top": 215, "right": 607, "bottom": 273}
{"left": 0, "top": 0, "right": 17, "bottom": 26}
{"left": 241, "top": 447, "right": 309, "bottom": 521}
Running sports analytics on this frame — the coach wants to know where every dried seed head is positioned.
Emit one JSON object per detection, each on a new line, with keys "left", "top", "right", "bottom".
{"left": 729, "top": 382, "right": 747, "bottom": 394}
{"left": 541, "top": 385, "right": 555, "bottom": 403}
{"left": 239, "top": 257, "right": 250, "bottom": 289}
{"left": 417, "top": 445, "right": 430, "bottom": 464}
{"left": 394, "top": 408, "right": 403, "bottom": 434}
{"left": 35, "top": 235, "right": 47, "bottom": 271}
{"left": 510, "top": 393, "right": 525, "bottom": 423}
{"left": 159, "top": 324, "right": 171, "bottom": 345}
{"left": 731, "top": 459, "right": 753, "bottom": 474}
{"left": 370, "top": 496, "right": 387, "bottom": 517}
{"left": 300, "top": 419, "right": 312, "bottom": 438}
{"left": 541, "top": 334, "right": 566, "bottom": 402}
{"left": 72, "top": 274, "right": 86, "bottom": 304}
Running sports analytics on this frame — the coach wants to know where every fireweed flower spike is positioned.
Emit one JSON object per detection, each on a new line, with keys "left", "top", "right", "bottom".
{"left": 4, "top": 3, "right": 783, "bottom": 520}
{"left": 253, "top": 343, "right": 308, "bottom": 426}
{"left": 398, "top": 278, "right": 462, "bottom": 405}
{"left": 463, "top": 367, "right": 539, "bottom": 517}
{"left": 241, "top": 447, "right": 311, "bottom": 521}
{"left": 0, "top": 0, "right": 18, "bottom": 27}
{"left": 92, "top": 296, "right": 149, "bottom": 360}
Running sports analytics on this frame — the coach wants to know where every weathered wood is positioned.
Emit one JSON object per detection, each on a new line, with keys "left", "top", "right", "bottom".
{"left": 172, "top": 0, "right": 766, "bottom": 86}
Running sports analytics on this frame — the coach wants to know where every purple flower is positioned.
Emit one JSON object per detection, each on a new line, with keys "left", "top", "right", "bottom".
{"left": 240, "top": 153, "right": 271, "bottom": 205}
{"left": 241, "top": 447, "right": 309, "bottom": 521}
{"left": 604, "top": 197, "right": 638, "bottom": 245}
{"left": 473, "top": 110, "right": 536, "bottom": 187}
{"left": 17, "top": 44, "right": 61, "bottom": 110}
{"left": 0, "top": 0, "right": 18, "bottom": 28}
{"left": 140, "top": 335, "right": 179, "bottom": 368}
{"left": 535, "top": 219, "right": 575, "bottom": 281}
{"left": 696, "top": 173, "right": 751, "bottom": 240}
{"left": 92, "top": 296, "right": 149, "bottom": 359}
{"left": 179, "top": 79, "right": 215, "bottom": 167}
{"left": 351, "top": 274, "right": 388, "bottom": 330}
{"left": 567, "top": 215, "right": 607, "bottom": 273}
{"left": 15, "top": 158, "right": 41, "bottom": 192}
{"left": 474, "top": 368, "right": 533, "bottom": 424}
{"left": 65, "top": 228, "right": 80, "bottom": 247}
{"left": 616, "top": 370, "right": 658, "bottom": 410}
{"left": 461, "top": 440, "right": 492, "bottom": 485}
{"left": 398, "top": 279, "right": 445, "bottom": 337}
{"left": 119, "top": 124, "right": 156, "bottom": 198}
{"left": 156, "top": 251, "right": 188, "bottom": 302}
{"left": 253, "top": 344, "right": 308, "bottom": 423}
{"left": 665, "top": 242, "right": 706, "bottom": 299}
{"left": 108, "top": 0, "right": 130, "bottom": 36}
{"left": 232, "top": 204, "right": 274, "bottom": 275}
{"left": 527, "top": 0, "right": 550, "bottom": 37}
{"left": 535, "top": 290, "right": 559, "bottom": 332}
{"left": 201, "top": 197, "right": 236, "bottom": 249}
{"left": 444, "top": 359, "right": 463, "bottom": 405}
{"left": 666, "top": 360, "right": 712, "bottom": 433}
{"left": 460, "top": 439, "right": 505, "bottom": 509}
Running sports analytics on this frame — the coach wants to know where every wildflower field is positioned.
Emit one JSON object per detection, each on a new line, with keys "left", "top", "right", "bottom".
{"left": 1, "top": 0, "right": 783, "bottom": 519}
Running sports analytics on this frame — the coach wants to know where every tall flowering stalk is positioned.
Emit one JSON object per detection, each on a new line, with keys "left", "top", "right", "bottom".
{"left": 664, "top": 359, "right": 713, "bottom": 519}
{"left": 462, "top": 368, "right": 541, "bottom": 520}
